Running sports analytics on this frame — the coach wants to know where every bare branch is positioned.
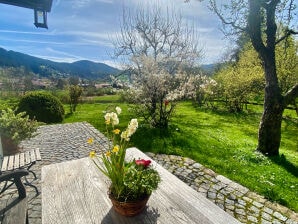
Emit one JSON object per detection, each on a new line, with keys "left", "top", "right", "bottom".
{"left": 276, "top": 29, "right": 298, "bottom": 44}
{"left": 112, "top": 6, "right": 202, "bottom": 74}
{"left": 287, "top": 0, "right": 296, "bottom": 23}
{"left": 208, "top": 0, "right": 246, "bottom": 33}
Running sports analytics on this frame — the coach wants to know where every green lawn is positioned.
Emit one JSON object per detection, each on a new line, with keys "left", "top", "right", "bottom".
{"left": 63, "top": 96, "right": 298, "bottom": 212}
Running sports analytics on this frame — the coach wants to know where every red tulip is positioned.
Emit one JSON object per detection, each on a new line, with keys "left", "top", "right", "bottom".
{"left": 135, "top": 159, "right": 151, "bottom": 168}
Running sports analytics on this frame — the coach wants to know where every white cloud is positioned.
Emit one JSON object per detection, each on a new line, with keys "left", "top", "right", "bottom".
{"left": 0, "top": 36, "right": 64, "bottom": 45}
{"left": 71, "top": 0, "right": 92, "bottom": 9}
{"left": 79, "top": 38, "right": 113, "bottom": 48}
{"left": 101, "top": 60, "right": 123, "bottom": 69}
{"left": 0, "top": 29, "right": 52, "bottom": 35}
{"left": 33, "top": 55, "right": 80, "bottom": 63}
{"left": 55, "top": 30, "right": 115, "bottom": 41}
{"left": 69, "top": 0, "right": 114, "bottom": 9}
{"left": 96, "top": 0, "right": 114, "bottom": 4}
{"left": 31, "top": 47, "right": 87, "bottom": 62}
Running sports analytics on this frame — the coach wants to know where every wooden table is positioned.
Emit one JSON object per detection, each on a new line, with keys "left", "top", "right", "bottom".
{"left": 42, "top": 148, "right": 240, "bottom": 224}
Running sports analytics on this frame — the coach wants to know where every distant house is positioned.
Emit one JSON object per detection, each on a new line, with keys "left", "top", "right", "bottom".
{"left": 95, "top": 83, "right": 112, "bottom": 89}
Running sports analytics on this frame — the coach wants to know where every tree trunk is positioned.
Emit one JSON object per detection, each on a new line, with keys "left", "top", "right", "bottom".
{"left": 256, "top": 54, "right": 284, "bottom": 156}
{"left": 248, "top": 0, "right": 286, "bottom": 156}
{"left": 257, "top": 99, "right": 284, "bottom": 156}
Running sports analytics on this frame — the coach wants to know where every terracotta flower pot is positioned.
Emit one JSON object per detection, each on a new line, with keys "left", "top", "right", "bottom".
{"left": 108, "top": 193, "right": 150, "bottom": 217}
{"left": 1, "top": 136, "right": 20, "bottom": 156}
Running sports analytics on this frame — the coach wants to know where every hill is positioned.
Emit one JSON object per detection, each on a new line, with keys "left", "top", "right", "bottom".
{"left": 0, "top": 47, "right": 120, "bottom": 80}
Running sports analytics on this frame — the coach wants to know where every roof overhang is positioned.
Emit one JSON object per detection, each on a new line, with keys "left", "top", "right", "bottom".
{"left": 0, "top": 0, "right": 53, "bottom": 28}
{"left": 0, "top": 0, "right": 53, "bottom": 12}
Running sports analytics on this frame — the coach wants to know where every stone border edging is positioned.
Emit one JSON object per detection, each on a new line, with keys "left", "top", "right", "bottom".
{"left": 146, "top": 153, "right": 298, "bottom": 224}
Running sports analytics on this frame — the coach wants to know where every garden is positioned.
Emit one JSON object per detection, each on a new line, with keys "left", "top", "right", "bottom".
{"left": 60, "top": 94, "right": 298, "bottom": 212}
{"left": 0, "top": 0, "right": 297, "bottom": 216}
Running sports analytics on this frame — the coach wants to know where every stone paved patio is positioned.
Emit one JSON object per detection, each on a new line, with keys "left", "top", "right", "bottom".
{"left": 0, "top": 122, "right": 297, "bottom": 224}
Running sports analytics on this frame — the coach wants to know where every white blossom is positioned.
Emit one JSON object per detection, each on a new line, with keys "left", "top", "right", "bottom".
{"left": 121, "top": 118, "right": 138, "bottom": 141}
{"left": 104, "top": 113, "right": 111, "bottom": 123}
{"left": 104, "top": 112, "right": 119, "bottom": 125}
{"left": 115, "top": 107, "right": 122, "bottom": 115}
{"left": 110, "top": 112, "right": 119, "bottom": 125}
{"left": 127, "top": 119, "right": 138, "bottom": 136}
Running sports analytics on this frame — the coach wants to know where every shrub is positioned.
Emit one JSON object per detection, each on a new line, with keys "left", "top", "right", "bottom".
{"left": 51, "top": 90, "right": 70, "bottom": 104}
{"left": 17, "top": 92, "right": 65, "bottom": 123}
{"left": 0, "top": 108, "right": 38, "bottom": 145}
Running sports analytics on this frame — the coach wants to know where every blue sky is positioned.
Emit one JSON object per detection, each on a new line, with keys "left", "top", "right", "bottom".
{"left": 0, "top": 0, "right": 229, "bottom": 68}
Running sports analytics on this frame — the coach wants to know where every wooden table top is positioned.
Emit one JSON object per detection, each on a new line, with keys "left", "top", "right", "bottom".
{"left": 42, "top": 147, "right": 240, "bottom": 224}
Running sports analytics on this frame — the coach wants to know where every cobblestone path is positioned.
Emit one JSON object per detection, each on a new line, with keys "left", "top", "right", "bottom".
{"left": 0, "top": 122, "right": 297, "bottom": 224}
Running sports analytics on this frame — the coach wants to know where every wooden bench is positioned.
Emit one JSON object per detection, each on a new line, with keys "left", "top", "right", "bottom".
{"left": 1, "top": 148, "right": 41, "bottom": 194}
{"left": 1, "top": 148, "right": 41, "bottom": 172}
{"left": 0, "top": 169, "right": 29, "bottom": 224}
{"left": 0, "top": 138, "right": 32, "bottom": 223}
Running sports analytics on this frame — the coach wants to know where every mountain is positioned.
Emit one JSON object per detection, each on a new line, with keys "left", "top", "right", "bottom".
{"left": 0, "top": 47, "right": 120, "bottom": 80}
{"left": 201, "top": 63, "right": 218, "bottom": 75}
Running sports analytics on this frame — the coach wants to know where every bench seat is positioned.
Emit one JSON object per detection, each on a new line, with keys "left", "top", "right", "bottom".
{"left": 1, "top": 148, "right": 41, "bottom": 172}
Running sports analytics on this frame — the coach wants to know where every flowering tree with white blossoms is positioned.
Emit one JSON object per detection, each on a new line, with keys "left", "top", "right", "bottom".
{"left": 122, "top": 57, "right": 217, "bottom": 128}
{"left": 125, "top": 57, "right": 175, "bottom": 128}
{"left": 167, "top": 72, "right": 218, "bottom": 106}
{"left": 111, "top": 6, "right": 205, "bottom": 128}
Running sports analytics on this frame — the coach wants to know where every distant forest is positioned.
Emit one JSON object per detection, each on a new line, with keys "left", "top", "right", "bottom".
{"left": 0, "top": 47, "right": 120, "bottom": 80}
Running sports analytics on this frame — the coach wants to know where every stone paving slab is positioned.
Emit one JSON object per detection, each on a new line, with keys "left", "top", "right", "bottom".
{"left": 0, "top": 122, "right": 297, "bottom": 224}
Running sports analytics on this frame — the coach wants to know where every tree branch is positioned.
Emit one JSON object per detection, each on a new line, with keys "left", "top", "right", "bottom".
{"left": 248, "top": 0, "right": 266, "bottom": 54}
{"left": 276, "top": 29, "right": 298, "bottom": 45}
{"left": 283, "top": 83, "right": 298, "bottom": 107}
{"left": 208, "top": 0, "right": 246, "bottom": 32}
{"left": 264, "top": 0, "right": 278, "bottom": 50}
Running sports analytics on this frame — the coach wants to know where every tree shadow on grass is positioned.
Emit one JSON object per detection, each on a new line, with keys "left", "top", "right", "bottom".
{"left": 64, "top": 112, "right": 73, "bottom": 119}
{"left": 282, "top": 116, "right": 298, "bottom": 132}
{"left": 269, "top": 154, "right": 298, "bottom": 178}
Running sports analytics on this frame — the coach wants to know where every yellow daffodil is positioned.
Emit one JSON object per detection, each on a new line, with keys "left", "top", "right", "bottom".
{"left": 113, "top": 129, "right": 121, "bottom": 134}
{"left": 87, "top": 138, "right": 94, "bottom": 144}
{"left": 112, "top": 145, "right": 119, "bottom": 153}
{"left": 89, "top": 150, "right": 96, "bottom": 158}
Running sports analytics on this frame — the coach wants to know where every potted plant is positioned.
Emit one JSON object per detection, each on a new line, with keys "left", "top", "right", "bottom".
{"left": 89, "top": 106, "right": 160, "bottom": 216}
{"left": 0, "top": 108, "right": 38, "bottom": 155}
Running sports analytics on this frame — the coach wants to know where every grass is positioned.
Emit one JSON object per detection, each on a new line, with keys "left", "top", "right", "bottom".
{"left": 64, "top": 97, "right": 297, "bottom": 212}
